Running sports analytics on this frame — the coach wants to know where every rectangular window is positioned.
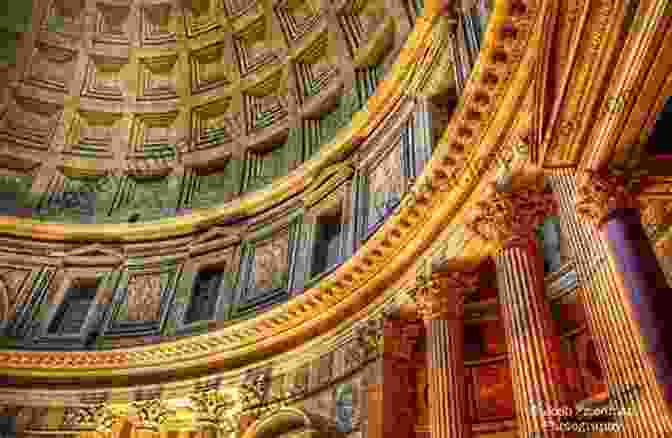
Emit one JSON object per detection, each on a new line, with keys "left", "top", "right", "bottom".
{"left": 185, "top": 268, "right": 224, "bottom": 323}
{"left": 311, "top": 211, "right": 342, "bottom": 277}
{"left": 48, "top": 282, "right": 98, "bottom": 334}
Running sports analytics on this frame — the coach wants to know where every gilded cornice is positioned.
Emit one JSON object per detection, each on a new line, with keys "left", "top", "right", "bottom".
{"left": 0, "top": 0, "right": 574, "bottom": 381}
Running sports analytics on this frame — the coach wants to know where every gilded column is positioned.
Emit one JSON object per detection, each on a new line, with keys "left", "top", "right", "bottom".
{"left": 548, "top": 168, "right": 672, "bottom": 436}
{"left": 467, "top": 176, "right": 573, "bottom": 437}
{"left": 416, "top": 261, "right": 480, "bottom": 438}
{"left": 575, "top": 171, "right": 672, "bottom": 403}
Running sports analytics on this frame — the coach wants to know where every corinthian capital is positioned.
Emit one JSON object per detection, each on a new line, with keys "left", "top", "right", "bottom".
{"left": 575, "top": 170, "right": 638, "bottom": 226}
{"left": 466, "top": 181, "right": 557, "bottom": 248}
{"left": 416, "top": 268, "right": 480, "bottom": 320}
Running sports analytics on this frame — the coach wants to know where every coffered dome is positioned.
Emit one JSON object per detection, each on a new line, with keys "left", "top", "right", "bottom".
{"left": 0, "top": 0, "right": 419, "bottom": 224}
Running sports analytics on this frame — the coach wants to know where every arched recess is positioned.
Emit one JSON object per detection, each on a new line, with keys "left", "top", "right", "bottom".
{"left": 241, "top": 407, "right": 343, "bottom": 438}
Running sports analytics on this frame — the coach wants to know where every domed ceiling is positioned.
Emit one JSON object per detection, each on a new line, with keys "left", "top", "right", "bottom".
{"left": 0, "top": 0, "right": 421, "bottom": 224}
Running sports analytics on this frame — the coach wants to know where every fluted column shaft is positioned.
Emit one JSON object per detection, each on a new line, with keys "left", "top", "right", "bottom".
{"left": 426, "top": 318, "right": 467, "bottom": 438}
{"left": 549, "top": 169, "right": 672, "bottom": 436}
{"left": 467, "top": 177, "right": 574, "bottom": 437}
{"left": 417, "top": 264, "right": 479, "bottom": 438}
{"left": 495, "top": 237, "right": 570, "bottom": 437}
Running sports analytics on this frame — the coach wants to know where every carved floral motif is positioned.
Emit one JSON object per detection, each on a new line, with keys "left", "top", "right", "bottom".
{"left": 129, "top": 399, "right": 170, "bottom": 431}
{"left": 466, "top": 180, "right": 557, "bottom": 248}
{"left": 575, "top": 170, "right": 638, "bottom": 226}
{"left": 189, "top": 389, "right": 240, "bottom": 431}
{"left": 63, "top": 406, "right": 97, "bottom": 427}
{"left": 416, "top": 270, "right": 480, "bottom": 320}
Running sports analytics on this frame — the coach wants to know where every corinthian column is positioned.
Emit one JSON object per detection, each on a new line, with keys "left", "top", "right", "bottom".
{"left": 546, "top": 169, "right": 672, "bottom": 437}
{"left": 575, "top": 171, "right": 672, "bottom": 408}
{"left": 416, "top": 261, "right": 479, "bottom": 438}
{"left": 467, "top": 175, "right": 573, "bottom": 437}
